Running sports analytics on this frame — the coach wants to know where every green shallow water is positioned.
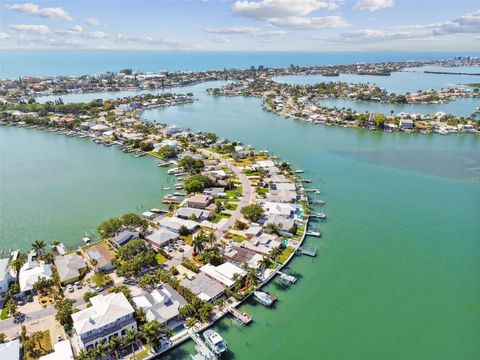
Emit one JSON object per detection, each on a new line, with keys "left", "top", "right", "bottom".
{"left": 1, "top": 81, "right": 479, "bottom": 359}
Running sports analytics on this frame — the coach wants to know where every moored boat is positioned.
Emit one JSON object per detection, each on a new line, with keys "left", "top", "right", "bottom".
{"left": 203, "top": 330, "right": 227, "bottom": 355}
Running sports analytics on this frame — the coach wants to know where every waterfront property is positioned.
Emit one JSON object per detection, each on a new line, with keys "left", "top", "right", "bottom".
{"left": 132, "top": 284, "right": 187, "bottom": 329}
{"left": 72, "top": 292, "right": 137, "bottom": 350}
{"left": 18, "top": 251, "right": 52, "bottom": 296}
{"left": 54, "top": 253, "right": 87, "bottom": 285}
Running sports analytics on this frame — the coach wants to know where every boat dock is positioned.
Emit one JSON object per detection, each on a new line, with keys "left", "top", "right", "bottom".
{"left": 297, "top": 247, "right": 318, "bottom": 257}
{"left": 304, "top": 188, "right": 320, "bottom": 194}
{"left": 310, "top": 199, "right": 325, "bottom": 206}
{"left": 190, "top": 332, "right": 217, "bottom": 360}
{"left": 162, "top": 198, "right": 182, "bottom": 204}
{"left": 278, "top": 271, "right": 297, "bottom": 284}
{"left": 228, "top": 307, "right": 252, "bottom": 325}
{"left": 309, "top": 212, "right": 326, "bottom": 219}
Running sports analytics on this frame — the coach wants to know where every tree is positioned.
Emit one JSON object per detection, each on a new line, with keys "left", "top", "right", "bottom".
{"left": 55, "top": 299, "right": 76, "bottom": 331}
{"left": 240, "top": 204, "right": 264, "bottom": 222}
{"left": 244, "top": 268, "right": 259, "bottom": 288}
{"left": 5, "top": 299, "right": 17, "bottom": 317}
{"left": 94, "top": 340, "right": 109, "bottom": 360}
{"left": 33, "top": 277, "right": 54, "bottom": 295}
{"left": 83, "top": 291, "right": 98, "bottom": 304}
{"left": 74, "top": 349, "right": 93, "bottom": 360}
{"left": 124, "top": 329, "right": 138, "bottom": 360}
{"left": 258, "top": 256, "right": 272, "bottom": 270}
{"left": 162, "top": 327, "right": 174, "bottom": 338}
{"left": 97, "top": 217, "right": 123, "bottom": 238}
{"left": 184, "top": 174, "right": 212, "bottom": 194}
{"left": 179, "top": 304, "right": 196, "bottom": 319}
{"left": 185, "top": 317, "right": 197, "bottom": 328}
{"left": 156, "top": 145, "right": 177, "bottom": 159}
{"left": 31, "top": 240, "right": 46, "bottom": 255}
{"left": 141, "top": 320, "right": 162, "bottom": 352}
{"left": 268, "top": 247, "right": 283, "bottom": 265}
{"left": 109, "top": 336, "right": 122, "bottom": 360}
{"left": 178, "top": 225, "right": 190, "bottom": 237}
{"left": 191, "top": 233, "right": 206, "bottom": 256}
{"left": 138, "top": 274, "right": 157, "bottom": 291}
{"left": 198, "top": 302, "right": 213, "bottom": 323}
{"left": 178, "top": 156, "right": 204, "bottom": 174}
{"left": 0, "top": 332, "right": 5, "bottom": 344}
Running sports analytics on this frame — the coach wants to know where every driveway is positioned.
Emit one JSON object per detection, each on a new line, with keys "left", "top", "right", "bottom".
{"left": 200, "top": 150, "right": 253, "bottom": 240}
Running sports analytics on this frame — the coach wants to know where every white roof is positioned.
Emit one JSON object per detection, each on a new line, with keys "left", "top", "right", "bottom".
{"left": 256, "top": 160, "right": 275, "bottom": 168}
{"left": 19, "top": 262, "right": 52, "bottom": 292}
{"left": 200, "top": 262, "right": 246, "bottom": 287}
{"left": 264, "top": 202, "right": 296, "bottom": 216}
{"left": 158, "top": 217, "right": 198, "bottom": 231}
{"left": 39, "top": 340, "right": 73, "bottom": 360}
{"left": 145, "top": 228, "right": 179, "bottom": 247}
{"left": 0, "top": 339, "right": 20, "bottom": 360}
{"left": 71, "top": 293, "right": 135, "bottom": 336}
{"left": 274, "top": 182, "right": 296, "bottom": 191}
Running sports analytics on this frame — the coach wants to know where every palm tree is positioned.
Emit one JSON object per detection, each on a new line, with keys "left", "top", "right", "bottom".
{"left": 185, "top": 317, "right": 197, "bottom": 329}
{"left": 206, "top": 232, "right": 216, "bottom": 249}
{"left": 269, "top": 247, "right": 283, "bottom": 265}
{"left": 258, "top": 256, "right": 272, "bottom": 270}
{"left": 94, "top": 340, "right": 109, "bottom": 360}
{"left": 31, "top": 240, "right": 46, "bottom": 256}
{"left": 75, "top": 349, "right": 93, "bottom": 360}
{"left": 245, "top": 268, "right": 259, "bottom": 288}
{"left": 191, "top": 233, "right": 205, "bottom": 256}
{"left": 141, "top": 320, "right": 162, "bottom": 353}
{"left": 109, "top": 336, "right": 122, "bottom": 360}
{"left": 124, "top": 329, "right": 138, "bottom": 360}
{"left": 162, "top": 327, "right": 174, "bottom": 339}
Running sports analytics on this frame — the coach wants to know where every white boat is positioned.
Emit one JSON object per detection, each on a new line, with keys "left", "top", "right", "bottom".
{"left": 253, "top": 291, "right": 274, "bottom": 306}
{"left": 203, "top": 330, "right": 227, "bottom": 355}
{"left": 167, "top": 167, "right": 182, "bottom": 175}
{"left": 163, "top": 187, "right": 172, "bottom": 190}
{"left": 82, "top": 236, "right": 91, "bottom": 244}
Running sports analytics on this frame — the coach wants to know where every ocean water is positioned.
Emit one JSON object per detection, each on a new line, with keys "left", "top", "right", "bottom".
{"left": 1, "top": 52, "right": 479, "bottom": 359}
{"left": 2, "top": 51, "right": 480, "bottom": 78}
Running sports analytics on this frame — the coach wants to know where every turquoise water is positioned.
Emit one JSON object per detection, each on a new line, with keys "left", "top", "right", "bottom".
{"left": 1, "top": 52, "right": 479, "bottom": 359}
{"left": 0, "top": 126, "right": 176, "bottom": 251}
{"left": 2, "top": 51, "right": 480, "bottom": 78}
{"left": 273, "top": 65, "right": 480, "bottom": 93}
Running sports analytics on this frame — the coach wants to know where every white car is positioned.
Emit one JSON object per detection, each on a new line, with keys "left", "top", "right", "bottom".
{"left": 66, "top": 284, "right": 74, "bottom": 293}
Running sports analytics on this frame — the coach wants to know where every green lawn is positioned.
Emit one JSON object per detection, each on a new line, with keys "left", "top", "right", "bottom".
{"left": 278, "top": 247, "right": 295, "bottom": 264}
{"left": 212, "top": 212, "right": 232, "bottom": 223}
{"left": 24, "top": 330, "right": 53, "bottom": 360}
{"left": 156, "top": 253, "right": 168, "bottom": 264}
{"left": 224, "top": 202, "right": 238, "bottom": 211}
{"left": 257, "top": 187, "right": 269, "bottom": 194}
{"left": 231, "top": 234, "right": 247, "bottom": 243}
{"left": 182, "top": 234, "right": 193, "bottom": 246}
{"left": 226, "top": 186, "right": 243, "bottom": 198}
{"left": 0, "top": 307, "right": 10, "bottom": 320}
{"left": 135, "top": 344, "right": 151, "bottom": 360}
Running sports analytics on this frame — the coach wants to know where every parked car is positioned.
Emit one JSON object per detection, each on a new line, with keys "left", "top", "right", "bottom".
{"left": 74, "top": 282, "right": 82, "bottom": 289}
{"left": 66, "top": 284, "right": 74, "bottom": 293}
{"left": 57, "top": 335, "right": 63, "bottom": 342}
{"left": 92, "top": 286, "right": 104, "bottom": 292}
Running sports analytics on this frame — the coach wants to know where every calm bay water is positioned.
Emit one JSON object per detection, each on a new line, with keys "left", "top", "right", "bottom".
{"left": 1, "top": 52, "right": 479, "bottom": 359}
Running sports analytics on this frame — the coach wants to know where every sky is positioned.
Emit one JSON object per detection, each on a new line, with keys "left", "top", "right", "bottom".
{"left": 0, "top": 0, "right": 479, "bottom": 51}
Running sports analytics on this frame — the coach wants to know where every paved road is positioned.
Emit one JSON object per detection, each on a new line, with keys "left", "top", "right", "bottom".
{"left": 200, "top": 150, "right": 253, "bottom": 240}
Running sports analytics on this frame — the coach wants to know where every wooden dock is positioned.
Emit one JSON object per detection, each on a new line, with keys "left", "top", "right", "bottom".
{"left": 162, "top": 198, "right": 182, "bottom": 204}
{"left": 297, "top": 247, "right": 318, "bottom": 257}
{"left": 228, "top": 307, "right": 252, "bottom": 325}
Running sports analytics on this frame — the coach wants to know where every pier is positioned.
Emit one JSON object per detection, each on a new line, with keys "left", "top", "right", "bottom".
{"left": 306, "top": 230, "right": 321, "bottom": 237}
{"left": 228, "top": 307, "right": 252, "bottom": 325}
{"left": 277, "top": 271, "right": 297, "bottom": 284}
{"left": 309, "top": 212, "right": 326, "bottom": 220}
{"left": 297, "top": 247, "right": 318, "bottom": 257}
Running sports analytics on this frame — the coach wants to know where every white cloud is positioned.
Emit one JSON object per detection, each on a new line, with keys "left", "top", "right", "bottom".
{"left": 70, "top": 25, "right": 83, "bottom": 33}
{"left": 232, "top": 0, "right": 345, "bottom": 29}
{"left": 314, "top": 9, "right": 480, "bottom": 43}
{"left": 353, "top": 0, "right": 394, "bottom": 12}
{"left": 9, "top": 24, "right": 50, "bottom": 34}
{"left": 84, "top": 18, "right": 104, "bottom": 26}
{"left": 205, "top": 26, "right": 288, "bottom": 38}
{"left": 205, "top": 26, "right": 261, "bottom": 35}
{"left": 6, "top": 2, "right": 73, "bottom": 21}
{"left": 269, "top": 15, "right": 348, "bottom": 29}
{"left": 0, "top": 32, "right": 10, "bottom": 40}
{"left": 211, "top": 36, "right": 230, "bottom": 43}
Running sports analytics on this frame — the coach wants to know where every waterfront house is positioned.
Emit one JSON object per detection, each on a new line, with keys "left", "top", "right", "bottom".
{"left": 186, "top": 194, "right": 213, "bottom": 210}
{"left": 264, "top": 202, "right": 297, "bottom": 217}
{"left": 243, "top": 233, "right": 282, "bottom": 255}
{"left": 224, "top": 245, "right": 263, "bottom": 269}
{"left": 54, "top": 253, "right": 87, "bottom": 285}
{"left": 112, "top": 230, "right": 140, "bottom": 248}
{"left": 86, "top": 244, "right": 115, "bottom": 272}
{"left": 39, "top": 340, "right": 74, "bottom": 360}
{"left": 244, "top": 225, "right": 262, "bottom": 239}
{"left": 145, "top": 228, "right": 179, "bottom": 249}
{"left": 399, "top": 118, "right": 414, "bottom": 130}
{"left": 19, "top": 251, "right": 52, "bottom": 295}
{"left": 200, "top": 262, "right": 246, "bottom": 288}
{"left": 158, "top": 217, "right": 199, "bottom": 234}
{"left": 176, "top": 207, "right": 212, "bottom": 221}
{"left": 180, "top": 272, "right": 224, "bottom": 302}
{"left": 72, "top": 293, "right": 137, "bottom": 351}
{"left": 0, "top": 339, "right": 20, "bottom": 360}
{"left": 132, "top": 284, "right": 187, "bottom": 328}
{"left": 265, "top": 214, "right": 295, "bottom": 232}
{"left": 266, "top": 189, "right": 297, "bottom": 203}
{"left": 0, "top": 258, "right": 13, "bottom": 301}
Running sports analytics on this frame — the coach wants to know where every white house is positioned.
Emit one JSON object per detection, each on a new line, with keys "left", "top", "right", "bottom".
{"left": 200, "top": 262, "right": 246, "bottom": 288}
{"left": 72, "top": 293, "right": 137, "bottom": 351}
{"left": 19, "top": 252, "right": 52, "bottom": 295}
{"left": 0, "top": 258, "right": 13, "bottom": 300}
{"left": 132, "top": 285, "right": 187, "bottom": 328}
{"left": 39, "top": 340, "right": 73, "bottom": 360}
